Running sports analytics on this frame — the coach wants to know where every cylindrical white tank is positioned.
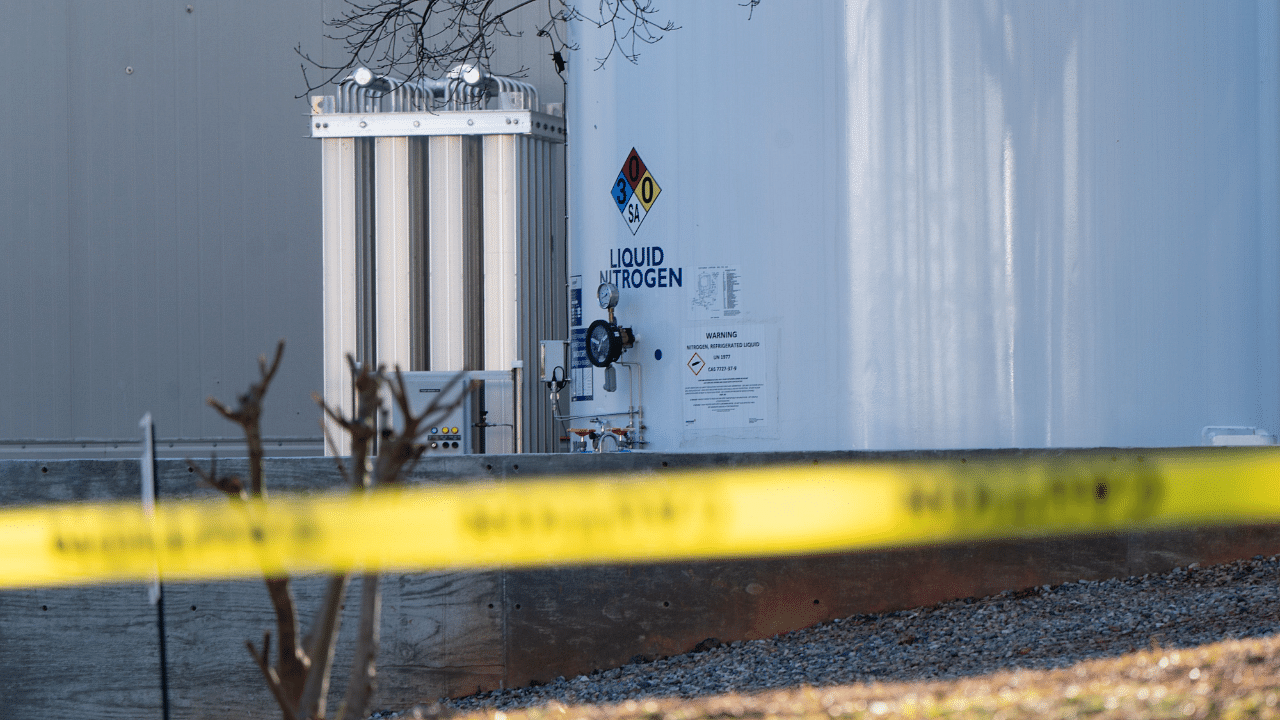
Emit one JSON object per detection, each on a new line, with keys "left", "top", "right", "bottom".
{"left": 566, "top": 1, "right": 1280, "bottom": 452}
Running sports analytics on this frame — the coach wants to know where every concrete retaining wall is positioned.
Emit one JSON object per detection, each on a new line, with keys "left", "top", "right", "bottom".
{"left": 2, "top": 451, "right": 1277, "bottom": 719}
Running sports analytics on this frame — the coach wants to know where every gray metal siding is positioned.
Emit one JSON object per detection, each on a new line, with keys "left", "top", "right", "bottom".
{"left": 1, "top": 1, "right": 328, "bottom": 453}
{"left": 0, "top": 1, "right": 565, "bottom": 457}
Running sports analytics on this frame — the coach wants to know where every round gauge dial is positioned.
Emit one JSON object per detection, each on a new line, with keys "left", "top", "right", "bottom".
{"left": 587, "top": 319, "right": 622, "bottom": 367}
{"left": 597, "top": 282, "right": 619, "bottom": 310}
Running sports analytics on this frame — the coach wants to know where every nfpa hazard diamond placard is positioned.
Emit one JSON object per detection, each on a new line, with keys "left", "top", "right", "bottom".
{"left": 611, "top": 148, "right": 661, "bottom": 235}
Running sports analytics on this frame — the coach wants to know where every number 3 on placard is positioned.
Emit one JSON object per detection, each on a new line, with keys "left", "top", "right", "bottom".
{"left": 613, "top": 177, "right": 628, "bottom": 205}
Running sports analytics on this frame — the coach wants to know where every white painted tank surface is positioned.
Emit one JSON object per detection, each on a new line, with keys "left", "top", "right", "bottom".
{"left": 565, "top": 1, "right": 1280, "bottom": 452}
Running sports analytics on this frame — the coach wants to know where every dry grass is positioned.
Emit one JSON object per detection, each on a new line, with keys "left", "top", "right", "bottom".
{"left": 414, "top": 633, "right": 1280, "bottom": 720}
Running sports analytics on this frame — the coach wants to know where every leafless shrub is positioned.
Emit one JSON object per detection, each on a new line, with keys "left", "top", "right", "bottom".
{"left": 196, "top": 340, "right": 475, "bottom": 720}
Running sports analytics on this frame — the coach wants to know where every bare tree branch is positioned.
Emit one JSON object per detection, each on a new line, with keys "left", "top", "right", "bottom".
{"left": 297, "top": 574, "right": 352, "bottom": 720}
{"left": 264, "top": 578, "right": 309, "bottom": 702}
{"left": 295, "top": 355, "right": 385, "bottom": 719}
{"left": 247, "top": 633, "right": 302, "bottom": 720}
{"left": 562, "top": 0, "right": 678, "bottom": 69}
{"left": 335, "top": 573, "right": 381, "bottom": 720}
{"left": 202, "top": 340, "right": 310, "bottom": 718}
{"left": 188, "top": 454, "right": 248, "bottom": 500}
{"left": 314, "top": 406, "right": 355, "bottom": 486}
{"left": 206, "top": 338, "right": 285, "bottom": 497}
{"left": 208, "top": 344, "right": 477, "bottom": 720}
{"left": 295, "top": 0, "right": 710, "bottom": 96}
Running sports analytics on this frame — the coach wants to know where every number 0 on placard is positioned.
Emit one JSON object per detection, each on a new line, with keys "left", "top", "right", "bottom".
{"left": 611, "top": 148, "right": 662, "bottom": 234}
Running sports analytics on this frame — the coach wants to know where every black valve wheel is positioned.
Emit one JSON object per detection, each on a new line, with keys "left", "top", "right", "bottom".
{"left": 587, "top": 318, "right": 623, "bottom": 367}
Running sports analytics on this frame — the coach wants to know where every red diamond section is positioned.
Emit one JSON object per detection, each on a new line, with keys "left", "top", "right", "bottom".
{"left": 621, "top": 148, "right": 648, "bottom": 190}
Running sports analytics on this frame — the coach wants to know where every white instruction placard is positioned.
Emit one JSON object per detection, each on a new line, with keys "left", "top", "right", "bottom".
{"left": 682, "top": 326, "right": 769, "bottom": 429}
{"left": 687, "top": 265, "right": 743, "bottom": 320}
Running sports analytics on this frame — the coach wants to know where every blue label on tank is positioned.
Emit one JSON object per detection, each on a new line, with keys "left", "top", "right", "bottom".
{"left": 571, "top": 328, "right": 593, "bottom": 401}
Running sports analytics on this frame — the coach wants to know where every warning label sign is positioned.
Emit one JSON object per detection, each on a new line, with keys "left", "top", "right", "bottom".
{"left": 682, "top": 326, "right": 770, "bottom": 429}
{"left": 569, "top": 277, "right": 593, "bottom": 401}
{"left": 611, "top": 148, "right": 662, "bottom": 235}
{"left": 687, "top": 353, "right": 705, "bottom": 375}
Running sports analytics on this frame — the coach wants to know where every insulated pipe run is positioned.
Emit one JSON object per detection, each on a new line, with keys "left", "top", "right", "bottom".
{"left": 337, "top": 66, "right": 538, "bottom": 113}
{"left": 409, "top": 77, "right": 448, "bottom": 108}
{"left": 354, "top": 66, "right": 394, "bottom": 94}
{"left": 338, "top": 69, "right": 435, "bottom": 112}
{"left": 337, "top": 76, "right": 388, "bottom": 114}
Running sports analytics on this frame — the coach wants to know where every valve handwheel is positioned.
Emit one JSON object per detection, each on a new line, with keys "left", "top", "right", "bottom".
{"left": 587, "top": 318, "right": 623, "bottom": 367}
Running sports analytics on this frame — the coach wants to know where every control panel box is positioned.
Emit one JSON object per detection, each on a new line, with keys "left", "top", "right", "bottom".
{"left": 539, "top": 339, "right": 568, "bottom": 383}
{"left": 392, "top": 372, "right": 474, "bottom": 455}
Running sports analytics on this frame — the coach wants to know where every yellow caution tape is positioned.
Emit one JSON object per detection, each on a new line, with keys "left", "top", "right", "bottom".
{"left": 1, "top": 448, "right": 1278, "bottom": 588}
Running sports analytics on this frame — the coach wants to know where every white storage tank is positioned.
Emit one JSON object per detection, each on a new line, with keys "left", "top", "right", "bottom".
{"left": 565, "top": 1, "right": 1280, "bottom": 452}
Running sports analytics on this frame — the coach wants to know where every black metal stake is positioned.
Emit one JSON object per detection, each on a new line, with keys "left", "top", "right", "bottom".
{"left": 156, "top": 586, "right": 171, "bottom": 720}
{"left": 140, "top": 413, "right": 171, "bottom": 720}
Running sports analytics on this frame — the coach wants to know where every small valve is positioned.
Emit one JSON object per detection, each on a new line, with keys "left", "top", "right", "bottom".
{"left": 568, "top": 427, "right": 594, "bottom": 453}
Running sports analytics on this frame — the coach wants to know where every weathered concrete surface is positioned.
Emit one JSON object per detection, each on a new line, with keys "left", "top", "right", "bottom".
{"left": 1, "top": 450, "right": 1278, "bottom": 719}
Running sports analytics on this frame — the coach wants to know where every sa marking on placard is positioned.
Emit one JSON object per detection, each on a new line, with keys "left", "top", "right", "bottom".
{"left": 611, "top": 148, "right": 662, "bottom": 235}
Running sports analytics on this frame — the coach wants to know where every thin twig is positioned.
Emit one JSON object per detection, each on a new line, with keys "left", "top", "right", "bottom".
{"left": 297, "top": 574, "right": 352, "bottom": 720}
{"left": 265, "top": 577, "right": 310, "bottom": 699}
{"left": 188, "top": 454, "right": 250, "bottom": 500}
{"left": 294, "top": 0, "right": 692, "bottom": 96}
{"left": 207, "top": 340, "right": 309, "bottom": 713}
{"left": 207, "top": 338, "right": 285, "bottom": 497}
{"left": 247, "top": 633, "right": 302, "bottom": 720}
{"left": 336, "top": 573, "right": 382, "bottom": 720}
{"left": 314, "top": 399, "right": 354, "bottom": 486}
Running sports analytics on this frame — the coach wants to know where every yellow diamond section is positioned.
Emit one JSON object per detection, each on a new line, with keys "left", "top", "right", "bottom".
{"left": 634, "top": 170, "right": 662, "bottom": 212}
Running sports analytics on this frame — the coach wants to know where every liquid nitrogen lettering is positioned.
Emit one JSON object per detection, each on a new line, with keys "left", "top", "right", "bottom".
{"left": 600, "top": 245, "right": 683, "bottom": 291}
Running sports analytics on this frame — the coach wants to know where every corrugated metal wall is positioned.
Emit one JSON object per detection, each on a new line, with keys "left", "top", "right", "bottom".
{"left": 0, "top": 1, "right": 565, "bottom": 458}
{"left": 483, "top": 134, "right": 569, "bottom": 453}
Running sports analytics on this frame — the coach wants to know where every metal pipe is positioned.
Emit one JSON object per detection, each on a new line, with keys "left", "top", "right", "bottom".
{"left": 407, "top": 78, "right": 446, "bottom": 111}
{"left": 0, "top": 436, "right": 323, "bottom": 446}
{"left": 353, "top": 66, "right": 395, "bottom": 95}
{"left": 445, "top": 78, "right": 460, "bottom": 110}
{"left": 340, "top": 79, "right": 353, "bottom": 112}
{"left": 512, "top": 362, "right": 523, "bottom": 453}
{"left": 618, "top": 360, "right": 644, "bottom": 447}
{"left": 411, "top": 77, "right": 448, "bottom": 103}
{"left": 336, "top": 69, "right": 535, "bottom": 113}
{"left": 552, "top": 411, "right": 634, "bottom": 421}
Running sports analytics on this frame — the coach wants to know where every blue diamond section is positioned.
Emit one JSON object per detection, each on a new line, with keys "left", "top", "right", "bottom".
{"left": 611, "top": 171, "right": 633, "bottom": 212}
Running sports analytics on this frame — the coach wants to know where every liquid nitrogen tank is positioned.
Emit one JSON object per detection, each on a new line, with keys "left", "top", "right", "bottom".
{"left": 564, "top": 0, "right": 1280, "bottom": 452}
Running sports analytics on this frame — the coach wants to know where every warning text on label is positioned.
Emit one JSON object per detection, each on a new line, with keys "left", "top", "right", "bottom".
{"left": 682, "top": 326, "right": 770, "bottom": 429}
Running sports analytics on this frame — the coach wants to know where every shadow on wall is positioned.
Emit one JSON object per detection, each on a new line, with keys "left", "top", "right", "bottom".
{"left": 844, "top": 1, "right": 1278, "bottom": 450}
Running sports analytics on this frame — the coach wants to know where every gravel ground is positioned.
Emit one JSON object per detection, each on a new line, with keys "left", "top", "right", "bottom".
{"left": 373, "top": 554, "right": 1280, "bottom": 718}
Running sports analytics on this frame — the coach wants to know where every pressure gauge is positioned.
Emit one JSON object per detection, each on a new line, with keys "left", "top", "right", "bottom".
{"left": 586, "top": 319, "right": 623, "bottom": 367}
{"left": 597, "top": 282, "right": 619, "bottom": 310}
